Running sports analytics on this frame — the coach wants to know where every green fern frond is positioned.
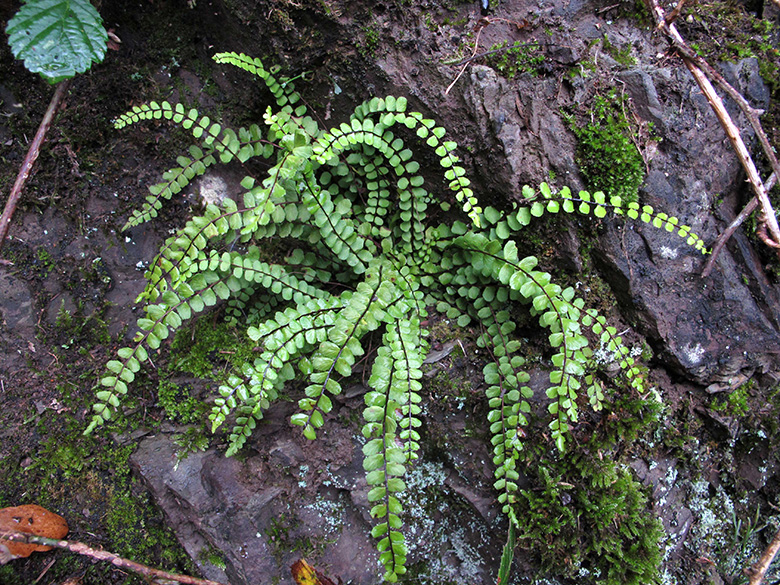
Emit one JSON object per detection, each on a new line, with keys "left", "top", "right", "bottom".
{"left": 213, "top": 52, "right": 306, "bottom": 113}
{"left": 363, "top": 325, "right": 421, "bottom": 582}
{"left": 96, "top": 52, "right": 711, "bottom": 583}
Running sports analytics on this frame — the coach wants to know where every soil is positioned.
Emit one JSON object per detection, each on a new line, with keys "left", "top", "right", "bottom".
{"left": 0, "top": 0, "right": 779, "bottom": 584}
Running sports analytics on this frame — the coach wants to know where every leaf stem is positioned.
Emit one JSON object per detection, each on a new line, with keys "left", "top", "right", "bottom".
{"left": 0, "top": 80, "right": 71, "bottom": 254}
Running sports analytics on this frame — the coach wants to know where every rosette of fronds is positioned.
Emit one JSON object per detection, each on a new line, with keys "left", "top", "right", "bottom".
{"left": 90, "top": 52, "right": 707, "bottom": 582}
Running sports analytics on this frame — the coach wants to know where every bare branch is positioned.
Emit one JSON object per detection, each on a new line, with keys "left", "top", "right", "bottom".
{"left": 747, "top": 525, "right": 780, "bottom": 585}
{"left": 665, "top": 0, "right": 687, "bottom": 24}
{"left": 0, "top": 530, "right": 228, "bottom": 585}
{"left": 657, "top": 25, "right": 780, "bottom": 184}
{"left": 642, "top": 0, "right": 780, "bottom": 267}
{"left": 702, "top": 174, "right": 777, "bottom": 277}
{"left": 446, "top": 19, "right": 489, "bottom": 95}
{"left": 0, "top": 80, "right": 70, "bottom": 254}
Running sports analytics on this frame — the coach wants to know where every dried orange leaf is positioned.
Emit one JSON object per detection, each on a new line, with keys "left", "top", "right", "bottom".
{"left": 0, "top": 504, "right": 68, "bottom": 564}
{"left": 291, "top": 559, "right": 319, "bottom": 585}
{"left": 290, "top": 559, "right": 339, "bottom": 585}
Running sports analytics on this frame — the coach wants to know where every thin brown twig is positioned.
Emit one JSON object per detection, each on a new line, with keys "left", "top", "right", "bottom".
{"left": 32, "top": 556, "right": 56, "bottom": 585}
{"left": 444, "top": 16, "right": 531, "bottom": 93}
{"left": 748, "top": 525, "right": 780, "bottom": 585}
{"left": 642, "top": 0, "right": 780, "bottom": 263}
{"left": 596, "top": 3, "right": 622, "bottom": 14}
{"left": 0, "top": 80, "right": 71, "bottom": 254}
{"left": 703, "top": 173, "right": 777, "bottom": 277}
{"left": 446, "top": 38, "right": 540, "bottom": 68}
{"left": 659, "top": 26, "right": 780, "bottom": 185}
{"left": 446, "top": 22, "right": 487, "bottom": 95}
{"left": 0, "top": 530, "right": 228, "bottom": 585}
{"left": 664, "top": 0, "right": 687, "bottom": 24}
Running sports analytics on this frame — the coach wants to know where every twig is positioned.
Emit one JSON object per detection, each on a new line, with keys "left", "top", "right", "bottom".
{"left": 596, "top": 3, "right": 622, "bottom": 14}
{"left": 664, "top": 0, "right": 687, "bottom": 24}
{"left": 747, "top": 525, "right": 780, "bottom": 585}
{"left": 444, "top": 16, "right": 531, "bottom": 94}
{"left": 0, "top": 80, "right": 70, "bottom": 254}
{"left": 0, "top": 530, "right": 228, "bottom": 585}
{"left": 703, "top": 173, "right": 777, "bottom": 277}
{"left": 446, "top": 38, "right": 540, "bottom": 68}
{"left": 32, "top": 556, "right": 56, "bottom": 585}
{"left": 658, "top": 26, "right": 780, "bottom": 185}
{"left": 445, "top": 20, "right": 488, "bottom": 95}
{"left": 643, "top": 0, "right": 780, "bottom": 263}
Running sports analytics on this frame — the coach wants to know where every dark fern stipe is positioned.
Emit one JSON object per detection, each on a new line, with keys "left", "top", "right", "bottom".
{"left": 89, "top": 52, "right": 708, "bottom": 582}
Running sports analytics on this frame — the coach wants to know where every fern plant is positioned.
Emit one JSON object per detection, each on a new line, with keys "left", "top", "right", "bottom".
{"left": 90, "top": 52, "right": 707, "bottom": 582}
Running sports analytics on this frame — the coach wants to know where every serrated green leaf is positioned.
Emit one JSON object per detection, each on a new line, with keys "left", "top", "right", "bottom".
{"left": 7, "top": 0, "right": 108, "bottom": 83}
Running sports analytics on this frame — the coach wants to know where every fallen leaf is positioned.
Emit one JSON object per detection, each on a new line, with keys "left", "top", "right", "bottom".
{"left": 0, "top": 504, "right": 68, "bottom": 565}
{"left": 291, "top": 559, "right": 318, "bottom": 585}
{"left": 107, "top": 29, "right": 122, "bottom": 51}
{"left": 290, "top": 559, "right": 339, "bottom": 585}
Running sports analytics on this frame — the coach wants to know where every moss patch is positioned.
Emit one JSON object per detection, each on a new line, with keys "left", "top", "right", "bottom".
{"left": 565, "top": 89, "right": 647, "bottom": 204}
{"left": 0, "top": 405, "right": 195, "bottom": 584}
{"left": 514, "top": 392, "right": 664, "bottom": 585}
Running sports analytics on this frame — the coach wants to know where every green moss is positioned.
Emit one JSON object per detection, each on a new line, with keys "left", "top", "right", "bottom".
{"left": 510, "top": 380, "right": 664, "bottom": 583}
{"left": 515, "top": 397, "right": 664, "bottom": 585}
{"left": 443, "top": 14, "right": 469, "bottom": 27}
{"left": 358, "top": 21, "right": 380, "bottom": 58}
{"left": 565, "top": 89, "right": 647, "bottom": 203}
{"left": 158, "top": 379, "right": 205, "bottom": 424}
{"left": 198, "top": 544, "right": 227, "bottom": 570}
{"left": 681, "top": 0, "right": 780, "bottom": 96}
{"left": 590, "top": 392, "right": 661, "bottom": 450}
{"left": 711, "top": 380, "right": 753, "bottom": 417}
{"left": 423, "top": 12, "right": 439, "bottom": 32}
{"left": 485, "top": 40, "right": 545, "bottom": 79}
{"left": 265, "top": 512, "right": 328, "bottom": 565}
{"left": 0, "top": 405, "right": 194, "bottom": 584}
{"left": 173, "top": 426, "right": 210, "bottom": 457}
{"left": 601, "top": 35, "right": 637, "bottom": 68}
{"left": 566, "top": 55, "right": 598, "bottom": 81}
{"left": 169, "top": 315, "right": 255, "bottom": 379}
{"left": 35, "top": 248, "right": 56, "bottom": 277}
{"left": 50, "top": 300, "right": 111, "bottom": 351}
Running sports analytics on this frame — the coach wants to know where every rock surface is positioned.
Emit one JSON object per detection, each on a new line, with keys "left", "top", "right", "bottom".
{"left": 368, "top": 8, "right": 780, "bottom": 385}
{"left": 130, "top": 389, "right": 505, "bottom": 585}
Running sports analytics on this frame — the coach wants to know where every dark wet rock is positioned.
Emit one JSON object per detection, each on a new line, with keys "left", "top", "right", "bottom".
{"left": 0, "top": 83, "right": 21, "bottom": 116}
{"left": 0, "top": 271, "right": 34, "bottom": 333}
{"left": 631, "top": 458, "right": 695, "bottom": 555}
{"left": 593, "top": 218, "right": 780, "bottom": 383}
{"left": 1, "top": 0, "right": 778, "bottom": 583}
{"left": 734, "top": 433, "right": 775, "bottom": 491}
{"left": 461, "top": 65, "right": 581, "bottom": 197}
{"left": 370, "top": 4, "right": 780, "bottom": 385}
{"left": 618, "top": 68, "right": 666, "bottom": 128}
{"left": 696, "top": 407, "right": 741, "bottom": 441}
{"left": 130, "top": 434, "right": 234, "bottom": 584}
{"left": 445, "top": 34, "right": 780, "bottom": 384}
{"left": 719, "top": 58, "right": 771, "bottom": 112}
{"left": 131, "top": 398, "right": 505, "bottom": 585}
